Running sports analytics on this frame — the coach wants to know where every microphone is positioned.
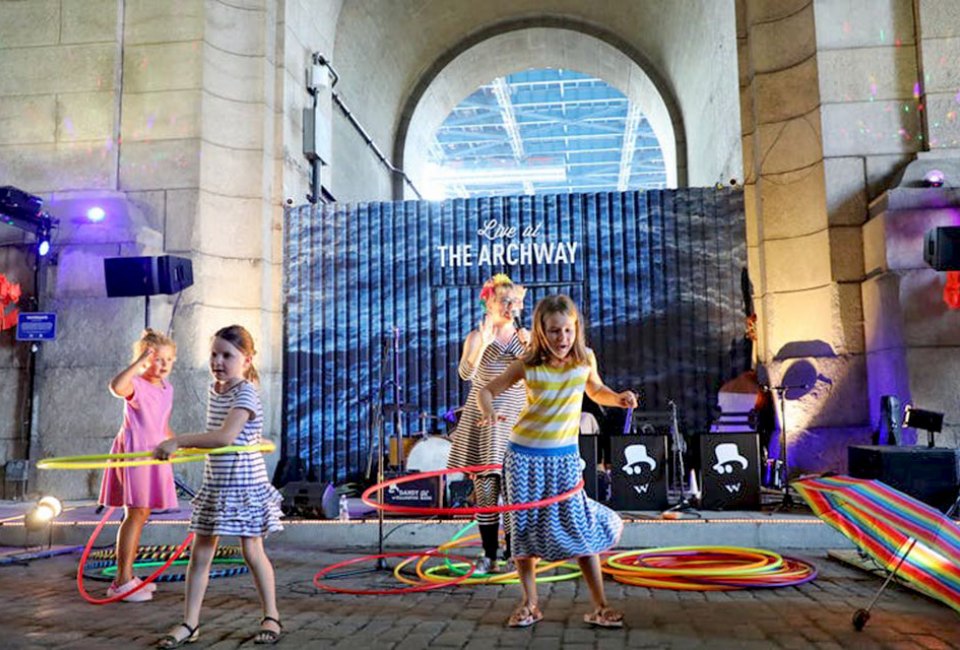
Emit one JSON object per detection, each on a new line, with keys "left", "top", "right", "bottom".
{"left": 512, "top": 308, "right": 523, "bottom": 332}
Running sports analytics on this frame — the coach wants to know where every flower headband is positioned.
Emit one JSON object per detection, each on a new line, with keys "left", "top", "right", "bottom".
{"left": 479, "top": 273, "right": 514, "bottom": 305}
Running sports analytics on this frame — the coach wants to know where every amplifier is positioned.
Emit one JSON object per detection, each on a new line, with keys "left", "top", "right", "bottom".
{"left": 848, "top": 446, "right": 959, "bottom": 512}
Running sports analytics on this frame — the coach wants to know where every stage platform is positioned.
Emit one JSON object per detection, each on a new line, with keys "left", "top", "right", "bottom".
{"left": 0, "top": 498, "right": 853, "bottom": 551}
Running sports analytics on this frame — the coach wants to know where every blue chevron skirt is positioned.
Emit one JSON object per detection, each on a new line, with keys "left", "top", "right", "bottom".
{"left": 503, "top": 443, "right": 623, "bottom": 561}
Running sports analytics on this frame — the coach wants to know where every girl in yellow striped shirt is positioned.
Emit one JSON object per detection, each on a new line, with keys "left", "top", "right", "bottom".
{"left": 478, "top": 294, "right": 637, "bottom": 629}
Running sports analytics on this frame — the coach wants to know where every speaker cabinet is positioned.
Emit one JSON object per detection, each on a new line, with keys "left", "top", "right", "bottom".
{"left": 609, "top": 435, "right": 668, "bottom": 510}
{"left": 579, "top": 435, "right": 599, "bottom": 500}
{"left": 700, "top": 433, "right": 761, "bottom": 510}
{"left": 924, "top": 226, "right": 960, "bottom": 271}
{"left": 848, "top": 446, "right": 959, "bottom": 512}
{"left": 104, "top": 255, "right": 194, "bottom": 297}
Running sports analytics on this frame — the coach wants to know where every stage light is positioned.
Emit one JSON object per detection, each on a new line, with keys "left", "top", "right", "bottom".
{"left": 923, "top": 169, "right": 945, "bottom": 188}
{"left": 86, "top": 206, "right": 105, "bottom": 222}
{"left": 903, "top": 404, "right": 943, "bottom": 448}
{"left": 37, "top": 229, "right": 51, "bottom": 257}
{"left": 25, "top": 495, "right": 62, "bottom": 531}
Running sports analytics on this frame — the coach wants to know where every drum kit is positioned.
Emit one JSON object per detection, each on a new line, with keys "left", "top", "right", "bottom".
{"left": 385, "top": 409, "right": 460, "bottom": 480}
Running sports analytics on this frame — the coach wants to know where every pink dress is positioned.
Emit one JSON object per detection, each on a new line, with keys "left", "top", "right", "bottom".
{"left": 98, "top": 375, "right": 179, "bottom": 509}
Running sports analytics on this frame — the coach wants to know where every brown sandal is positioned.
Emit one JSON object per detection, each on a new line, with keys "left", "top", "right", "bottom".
{"left": 584, "top": 607, "right": 624, "bottom": 628}
{"left": 507, "top": 604, "right": 543, "bottom": 628}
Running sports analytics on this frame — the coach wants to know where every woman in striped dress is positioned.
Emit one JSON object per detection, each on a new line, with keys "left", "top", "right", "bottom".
{"left": 478, "top": 294, "right": 638, "bottom": 629}
{"left": 154, "top": 326, "right": 283, "bottom": 647}
{"left": 447, "top": 274, "right": 528, "bottom": 574}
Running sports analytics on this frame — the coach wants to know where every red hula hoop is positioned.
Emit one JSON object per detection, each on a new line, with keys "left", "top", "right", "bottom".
{"left": 313, "top": 551, "right": 476, "bottom": 595}
{"left": 77, "top": 506, "right": 194, "bottom": 605}
{"left": 361, "top": 464, "right": 584, "bottom": 516}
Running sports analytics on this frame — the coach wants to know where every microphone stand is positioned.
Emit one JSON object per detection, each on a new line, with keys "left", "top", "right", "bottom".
{"left": 662, "top": 400, "right": 698, "bottom": 515}
{"left": 769, "top": 383, "right": 809, "bottom": 512}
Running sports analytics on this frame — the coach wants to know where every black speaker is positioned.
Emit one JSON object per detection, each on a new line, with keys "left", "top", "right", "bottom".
{"left": 104, "top": 255, "right": 194, "bottom": 297}
{"left": 609, "top": 435, "right": 668, "bottom": 510}
{"left": 700, "top": 434, "right": 761, "bottom": 510}
{"left": 924, "top": 226, "right": 960, "bottom": 271}
{"left": 579, "top": 435, "right": 599, "bottom": 500}
{"left": 849, "top": 446, "right": 959, "bottom": 512}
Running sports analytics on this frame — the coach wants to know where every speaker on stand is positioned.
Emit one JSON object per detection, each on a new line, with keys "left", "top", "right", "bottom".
{"left": 103, "top": 255, "right": 194, "bottom": 328}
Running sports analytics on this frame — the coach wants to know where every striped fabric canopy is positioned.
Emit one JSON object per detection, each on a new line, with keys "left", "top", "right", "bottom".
{"left": 794, "top": 475, "right": 960, "bottom": 613}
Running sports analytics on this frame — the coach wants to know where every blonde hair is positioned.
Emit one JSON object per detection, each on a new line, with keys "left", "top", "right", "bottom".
{"left": 522, "top": 294, "right": 589, "bottom": 367}
{"left": 131, "top": 328, "right": 176, "bottom": 362}
{"left": 214, "top": 325, "right": 259, "bottom": 384}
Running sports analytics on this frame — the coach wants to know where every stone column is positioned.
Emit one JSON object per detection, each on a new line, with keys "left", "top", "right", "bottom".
{"left": 738, "top": 0, "right": 923, "bottom": 473}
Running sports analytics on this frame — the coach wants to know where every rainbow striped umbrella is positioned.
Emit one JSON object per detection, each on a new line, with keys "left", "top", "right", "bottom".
{"left": 794, "top": 475, "right": 960, "bottom": 613}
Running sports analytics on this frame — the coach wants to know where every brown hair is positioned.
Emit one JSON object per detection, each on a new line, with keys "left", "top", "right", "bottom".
{"left": 522, "top": 294, "right": 589, "bottom": 367}
{"left": 131, "top": 328, "right": 176, "bottom": 362}
{"left": 214, "top": 325, "right": 260, "bottom": 384}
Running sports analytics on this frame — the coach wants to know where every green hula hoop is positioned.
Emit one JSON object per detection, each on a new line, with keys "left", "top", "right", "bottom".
{"left": 37, "top": 441, "right": 276, "bottom": 470}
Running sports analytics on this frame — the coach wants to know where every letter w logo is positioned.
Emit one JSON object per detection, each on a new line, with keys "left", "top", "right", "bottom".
{"left": 632, "top": 484, "right": 650, "bottom": 495}
{"left": 723, "top": 483, "right": 741, "bottom": 494}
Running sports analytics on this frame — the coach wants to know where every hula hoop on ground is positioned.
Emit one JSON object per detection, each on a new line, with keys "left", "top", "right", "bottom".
{"left": 313, "top": 552, "right": 477, "bottom": 595}
{"left": 85, "top": 558, "right": 249, "bottom": 583}
{"left": 77, "top": 506, "right": 193, "bottom": 605}
{"left": 362, "top": 464, "right": 584, "bottom": 516}
{"left": 601, "top": 546, "right": 817, "bottom": 590}
{"left": 37, "top": 441, "right": 276, "bottom": 470}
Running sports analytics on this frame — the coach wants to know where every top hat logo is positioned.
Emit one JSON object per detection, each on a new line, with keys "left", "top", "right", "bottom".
{"left": 712, "top": 443, "right": 748, "bottom": 474}
{"left": 622, "top": 444, "right": 657, "bottom": 475}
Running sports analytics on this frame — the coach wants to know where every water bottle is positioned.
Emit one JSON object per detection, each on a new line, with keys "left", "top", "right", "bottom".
{"left": 338, "top": 494, "right": 350, "bottom": 521}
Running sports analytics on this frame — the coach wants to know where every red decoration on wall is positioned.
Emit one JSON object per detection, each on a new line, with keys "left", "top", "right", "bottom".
{"left": 0, "top": 273, "right": 21, "bottom": 331}
{"left": 944, "top": 271, "right": 960, "bottom": 310}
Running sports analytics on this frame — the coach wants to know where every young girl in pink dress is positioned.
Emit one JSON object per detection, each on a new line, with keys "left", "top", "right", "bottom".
{"left": 98, "top": 329, "right": 179, "bottom": 602}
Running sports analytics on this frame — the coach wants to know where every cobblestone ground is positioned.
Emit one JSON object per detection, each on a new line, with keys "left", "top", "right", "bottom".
{"left": 2, "top": 545, "right": 958, "bottom": 649}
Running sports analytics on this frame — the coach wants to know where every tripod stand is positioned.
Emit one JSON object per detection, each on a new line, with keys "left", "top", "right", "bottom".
{"left": 770, "top": 383, "right": 808, "bottom": 512}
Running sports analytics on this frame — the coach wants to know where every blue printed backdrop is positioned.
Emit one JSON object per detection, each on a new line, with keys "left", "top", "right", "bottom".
{"left": 279, "top": 189, "right": 746, "bottom": 485}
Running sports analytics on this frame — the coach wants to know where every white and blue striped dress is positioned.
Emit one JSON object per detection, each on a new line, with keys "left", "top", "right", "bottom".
{"left": 189, "top": 381, "right": 283, "bottom": 537}
{"left": 505, "top": 353, "right": 623, "bottom": 560}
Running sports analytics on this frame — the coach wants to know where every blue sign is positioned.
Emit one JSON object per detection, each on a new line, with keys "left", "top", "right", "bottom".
{"left": 16, "top": 312, "right": 57, "bottom": 341}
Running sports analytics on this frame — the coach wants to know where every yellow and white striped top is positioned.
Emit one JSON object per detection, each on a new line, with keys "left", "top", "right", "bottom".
{"left": 510, "top": 353, "right": 592, "bottom": 450}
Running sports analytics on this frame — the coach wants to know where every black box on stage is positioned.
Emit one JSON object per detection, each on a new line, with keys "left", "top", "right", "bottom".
{"left": 848, "top": 446, "right": 959, "bottom": 512}
{"left": 924, "top": 226, "right": 960, "bottom": 271}
{"left": 381, "top": 474, "right": 442, "bottom": 511}
{"left": 104, "top": 255, "right": 194, "bottom": 297}
{"left": 699, "top": 433, "right": 761, "bottom": 510}
{"left": 609, "top": 435, "right": 668, "bottom": 510}
{"left": 579, "top": 435, "right": 599, "bottom": 500}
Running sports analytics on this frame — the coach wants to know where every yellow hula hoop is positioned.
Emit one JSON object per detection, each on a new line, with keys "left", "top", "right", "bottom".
{"left": 36, "top": 441, "right": 277, "bottom": 470}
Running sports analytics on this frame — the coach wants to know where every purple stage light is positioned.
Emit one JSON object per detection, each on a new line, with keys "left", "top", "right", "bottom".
{"left": 38, "top": 238, "right": 51, "bottom": 257}
{"left": 923, "top": 169, "right": 945, "bottom": 188}
{"left": 86, "top": 206, "right": 106, "bottom": 222}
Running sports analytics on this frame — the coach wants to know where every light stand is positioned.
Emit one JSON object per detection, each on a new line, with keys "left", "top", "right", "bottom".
{"left": 770, "top": 383, "right": 808, "bottom": 512}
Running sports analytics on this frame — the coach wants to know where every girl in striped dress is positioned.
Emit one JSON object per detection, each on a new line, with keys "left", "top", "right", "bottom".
{"left": 478, "top": 295, "right": 637, "bottom": 629}
{"left": 447, "top": 274, "right": 528, "bottom": 574}
{"left": 154, "top": 326, "right": 283, "bottom": 647}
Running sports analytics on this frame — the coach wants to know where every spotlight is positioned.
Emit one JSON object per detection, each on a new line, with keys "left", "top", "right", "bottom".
{"left": 36, "top": 225, "right": 51, "bottom": 257}
{"left": 25, "top": 495, "right": 62, "bottom": 531}
{"left": 902, "top": 404, "right": 943, "bottom": 448}
{"left": 86, "top": 206, "right": 105, "bottom": 222}
{"left": 923, "top": 169, "right": 945, "bottom": 188}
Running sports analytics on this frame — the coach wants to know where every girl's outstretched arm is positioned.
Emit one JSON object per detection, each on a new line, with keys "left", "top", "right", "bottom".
{"left": 476, "top": 359, "right": 525, "bottom": 425}
{"left": 153, "top": 407, "right": 251, "bottom": 458}
{"left": 109, "top": 348, "right": 154, "bottom": 398}
{"left": 584, "top": 351, "right": 638, "bottom": 409}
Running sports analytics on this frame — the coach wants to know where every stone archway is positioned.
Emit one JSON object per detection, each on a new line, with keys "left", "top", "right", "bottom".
{"left": 394, "top": 20, "right": 686, "bottom": 200}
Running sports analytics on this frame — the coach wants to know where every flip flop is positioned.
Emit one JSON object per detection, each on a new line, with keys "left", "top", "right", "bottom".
{"left": 584, "top": 607, "right": 624, "bottom": 628}
{"left": 507, "top": 604, "right": 543, "bottom": 628}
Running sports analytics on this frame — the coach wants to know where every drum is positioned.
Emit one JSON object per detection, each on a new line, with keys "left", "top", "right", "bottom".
{"left": 388, "top": 437, "right": 416, "bottom": 467}
{"left": 407, "top": 436, "right": 462, "bottom": 482}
